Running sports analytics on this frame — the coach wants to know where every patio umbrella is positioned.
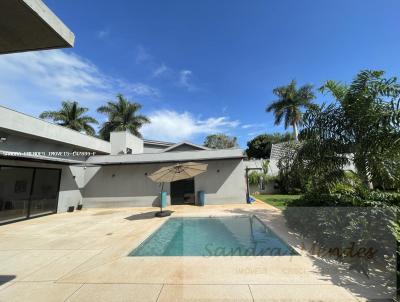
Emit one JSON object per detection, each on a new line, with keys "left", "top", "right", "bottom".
{"left": 148, "top": 162, "right": 208, "bottom": 217}
{"left": 148, "top": 162, "right": 208, "bottom": 183}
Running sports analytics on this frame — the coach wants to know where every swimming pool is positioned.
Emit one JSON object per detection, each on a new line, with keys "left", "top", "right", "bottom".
{"left": 129, "top": 216, "right": 298, "bottom": 256}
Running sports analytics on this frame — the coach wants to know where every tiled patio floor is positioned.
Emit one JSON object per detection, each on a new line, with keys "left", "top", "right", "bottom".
{"left": 0, "top": 202, "right": 392, "bottom": 301}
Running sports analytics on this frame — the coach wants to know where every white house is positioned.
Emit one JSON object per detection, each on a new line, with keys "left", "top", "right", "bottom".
{"left": 0, "top": 106, "right": 247, "bottom": 224}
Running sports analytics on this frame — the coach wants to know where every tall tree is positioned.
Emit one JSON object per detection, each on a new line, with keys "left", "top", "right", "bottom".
{"left": 300, "top": 70, "right": 400, "bottom": 190}
{"left": 97, "top": 94, "right": 150, "bottom": 141}
{"left": 266, "top": 80, "right": 315, "bottom": 140}
{"left": 39, "top": 101, "right": 98, "bottom": 136}
{"left": 246, "top": 133, "right": 293, "bottom": 159}
{"left": 204, "top": 134, "right": 238, "bottom": 149}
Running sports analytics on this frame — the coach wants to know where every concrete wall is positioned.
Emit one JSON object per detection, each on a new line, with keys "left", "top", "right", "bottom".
{"left": 0, "top": 157, "right": 246, "bottom": 213}
{"left": 82, "top": 159, "right": 246, "bottom": 207}
{"left": 82, "top": 163, "right": 169, "bottom": 208}
{"left": 0, "top": 0, "right": 75, "bottom": 54}
{"left": 0, "top": 132, "right": 88, "bottom": 161}
{"left": 110, "top": 131, "right": 144, "bottom": 155}
{"left": 0, "top": 159, "right": 84, "bottom": 213}
{"left": 195, "top": 159, "right": 246, "bottom": 205}
{"left": 249, "top": 182, "right": 279, "bottom": 195}
{"left": 58, "top": 165, "right": 85, "bottom": 212}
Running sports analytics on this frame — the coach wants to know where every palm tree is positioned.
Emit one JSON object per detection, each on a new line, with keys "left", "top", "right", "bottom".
{"left": 39, "top": 101, "right": 98, "bottom": 136}
{"left": 266, "top": 80, "right": 315, "bottom": 141}
{"left": 97, "top": 94, "right": 150, "bottom": 141}
{"left": 304, "top": 70, "right": 400, "bottom": 189}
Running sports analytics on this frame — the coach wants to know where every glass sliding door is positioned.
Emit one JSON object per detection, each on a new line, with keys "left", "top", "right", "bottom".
{"left": 0, "top": 166, "right": 34, "bottom": 223}
{"left": 0, "top": 166, "right": 61, "bottom": 224}
{"left": 29, "top": 169, "right": 61, "bottom": 217}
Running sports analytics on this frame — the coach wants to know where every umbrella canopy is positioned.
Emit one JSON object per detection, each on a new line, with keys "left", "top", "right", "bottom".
{"left": 148, "top": 162, "right": 208, "bottom": 183}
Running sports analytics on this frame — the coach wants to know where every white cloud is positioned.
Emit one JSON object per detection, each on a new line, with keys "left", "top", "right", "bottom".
{"left": 134, "top": 45, "right": 198, "bottom": 90}
{"left": 96, "top": 29, "right": 110, "bottom": 39}
{"left": 123, "top": 83, "right": 160, "bottom": 97}
{"left": 135, "top": 45, "right": 152, "bottom": 64}
{"left": 0, "top": 50, "right": 110, "bottom": 104}
{"left": 178, "top": 70, "right": 195, "bottom": 90}
{"left": 152, "top": 63, "right": 169, "bottom": 78}
{"left": 247, "top": 131, "right": 262, "bottom": 137}
{"left": 0, "top": 50, "right": 159, "bottom": 116}
{"left": 141, "top": 110, "right": 239, "bottom": 142}
{"left": 241, "top": 123, "right": 267, "bottom": 129}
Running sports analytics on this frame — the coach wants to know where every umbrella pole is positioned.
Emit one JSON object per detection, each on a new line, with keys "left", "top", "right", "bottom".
{"left": 160, "top": 182, "right": 164, "bottom": 213}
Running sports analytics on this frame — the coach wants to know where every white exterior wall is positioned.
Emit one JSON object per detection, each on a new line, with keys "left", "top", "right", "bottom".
{"left": 82, "top": 159, "right": 246, "bottom": 208}
{"left": 58, "top": 165, "right": 85, "bottom": 212}
{"left": 110, "top": 131, "right": 144, "bottom": 155}
{"left": 82, "top": 163, "right": 170, "bottom": 208}
{"left": 0, "top": 134, "right": 88, "bottom": 161}
{"left": 0, "top": 106, "right": 246, "bottom": 216}
{"left": 195, "top": 159, "right": 246, "bottom": 205}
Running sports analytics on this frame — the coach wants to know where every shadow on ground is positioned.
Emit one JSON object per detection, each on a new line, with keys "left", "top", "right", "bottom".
{"left": 223, "top": 207, "right": 396, "bottom": 301}
{"left": 0, "top": 275, "right": 15, "bottom": 286}
{"left": 125, "top": 211, "right": 174, "bottom": 221}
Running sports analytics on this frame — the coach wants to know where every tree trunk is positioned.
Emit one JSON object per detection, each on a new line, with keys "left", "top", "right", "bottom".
{"left": 354, "top": 155, "right": 374, "bottom": 190}
{"left": 293, "top": 123, "right": 299, "bottom": 141}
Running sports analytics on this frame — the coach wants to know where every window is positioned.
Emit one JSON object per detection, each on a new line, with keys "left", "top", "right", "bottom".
{"left": 0, "top": 166, "right": 61, "bottom": 224}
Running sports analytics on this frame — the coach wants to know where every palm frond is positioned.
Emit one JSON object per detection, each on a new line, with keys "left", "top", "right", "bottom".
{"left": 97, "top": 94, "right": 150, "bottom": 140}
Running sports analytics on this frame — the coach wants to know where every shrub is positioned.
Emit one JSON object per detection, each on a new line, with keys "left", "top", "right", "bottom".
{"left": 276, "top": 146, "right": 307, "bottom": 194}
{"left": 248, "top": 171, "right": 261, "bottom": 186}
{"left": 329, "top": 171, "right": 363, "bottom": 194}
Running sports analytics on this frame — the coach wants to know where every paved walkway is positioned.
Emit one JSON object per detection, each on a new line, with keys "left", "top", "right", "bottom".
{"left": 0, "top": 203, "right": 392, "bottom": 301}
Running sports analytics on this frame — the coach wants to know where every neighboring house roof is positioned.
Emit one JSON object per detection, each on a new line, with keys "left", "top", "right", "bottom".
{"left": 162, "top": 141, "right": 210, "bottom": 152}
{"left": 0, "top": 0, "right": 75, "bottom": 54}
{"left": 143, "top": 139, "right": 175, "bottom": 147}
{"left": 86, "top": 149, "right": 245, "bottom": 165}
{"left": 269, "top": 141, "right": 301, "bottom": 176}
{"left": 270, "top": 141, "right": 301, "bottom": 161}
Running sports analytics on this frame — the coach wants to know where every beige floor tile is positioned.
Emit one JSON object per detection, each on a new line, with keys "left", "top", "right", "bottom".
{"left": 59, "top": 256, "right": 329, "bottom": 285}
{"left": 0, "top": 235, "right": 53, "bottom": 250}
{"left": 0, "top": 251, "right": 20, "bottom": 266}
{"left": 250, "top": 284, "right": 358, "bottom": 302}
{"left": 67, "top": 283, "right": 162, "bottom": 302}
{"left": 22, "top": 250, "right": 101, "bottom": 281}
{"left": 0, "top": 281, "right": 82, "bottom": 302}
{"left": 0, "top": 205, "right": 388, "bottom": 301}
{"left": 158, "top": 284, "right": 253, "bottom": 302}
{"left": 0, "top": 250, "right": 70, "bottom": 280}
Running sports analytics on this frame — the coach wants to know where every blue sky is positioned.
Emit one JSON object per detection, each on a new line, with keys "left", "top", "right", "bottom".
{"left": 0, "top": 0, "right": 399, "bottom": 146}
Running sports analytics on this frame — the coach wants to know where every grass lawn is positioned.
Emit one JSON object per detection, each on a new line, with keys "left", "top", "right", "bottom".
{"left": 254, "top": 194, "right": 301, "bottom": 209}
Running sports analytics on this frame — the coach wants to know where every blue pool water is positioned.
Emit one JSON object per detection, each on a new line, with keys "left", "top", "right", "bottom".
{"left": 129, "top": 216, "right": 297, "bottom": 256}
